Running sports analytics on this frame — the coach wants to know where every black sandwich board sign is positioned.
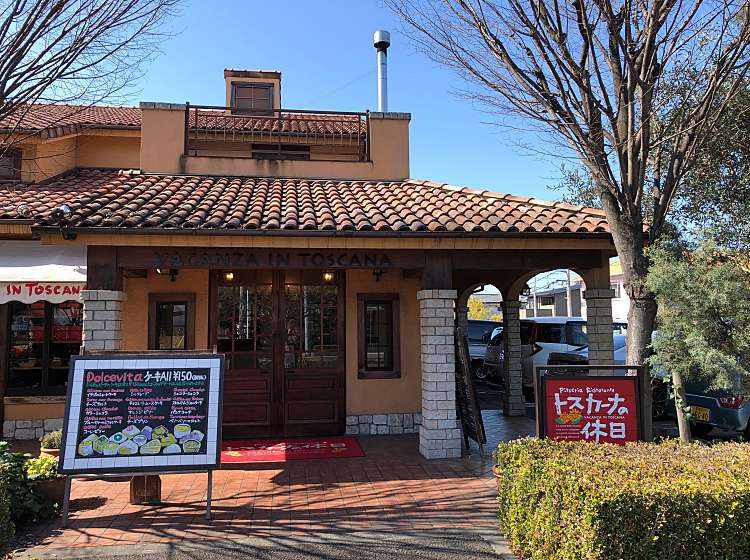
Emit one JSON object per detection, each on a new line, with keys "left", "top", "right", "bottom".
{"left": 454, "top": 328, "right": 487, "bottom": 453}
{"left": 59, "top": 354, "right": 224, "bottom": 474}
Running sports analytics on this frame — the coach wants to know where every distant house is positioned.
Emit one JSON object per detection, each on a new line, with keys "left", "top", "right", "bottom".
{"left": 470, "top": 292, "right": 504, "bottom": 317}
{"left": 522, "top": 259, "right": 629, "bottom": 322}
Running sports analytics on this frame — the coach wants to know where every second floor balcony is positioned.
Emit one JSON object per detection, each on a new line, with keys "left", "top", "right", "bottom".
{"left": 184, "top": 104, "right": 370, "bottom": 162}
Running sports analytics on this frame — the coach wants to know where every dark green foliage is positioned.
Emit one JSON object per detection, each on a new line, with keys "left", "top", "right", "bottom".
{"left": 646, "top": 239, "right": 750, "bottom": 393}
{"left": 0, "top": 463, "right": 13, "bottom": 556}
{"left": 0, "top": 442, "right": 56, "bottom": 527}
{"left": 496, "top": 438, "right": 750, "bottom": 560}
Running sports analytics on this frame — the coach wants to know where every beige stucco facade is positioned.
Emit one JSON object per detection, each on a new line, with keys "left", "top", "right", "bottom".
{"left": 120, "top": 269, "right": 211, "bottom": 351}
{"left": 345, "top": 269, "right": 421, "bottom": 416}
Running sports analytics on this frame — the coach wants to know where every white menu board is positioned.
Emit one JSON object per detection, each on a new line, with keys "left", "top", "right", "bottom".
{"left": 60, "top": 354, "right": 224, "bottom": 474}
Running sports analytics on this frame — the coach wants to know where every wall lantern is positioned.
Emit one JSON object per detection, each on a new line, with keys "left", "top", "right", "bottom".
{"left": 372, "top": 268, "right": 386, "bottom": 282}
{"left": 322, "top": 271, "right": 335, "bottom": 283}
{"left": 223, "top": 271, "right": 235, "bottom": 282}
{"left": 156, "top": 268, "right": 179, "bottom": 282}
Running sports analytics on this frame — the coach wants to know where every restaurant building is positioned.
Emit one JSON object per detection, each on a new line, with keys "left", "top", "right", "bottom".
{"left": 0, "top": 67, "right": 616, "bottom": 458}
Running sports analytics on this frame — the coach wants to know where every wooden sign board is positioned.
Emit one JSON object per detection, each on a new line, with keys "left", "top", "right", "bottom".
{"left": 538, "top": 374, "right": 641, "bottom": 443}
{"left": 59, "top": 354, "right": 224, "bottom": 474}
{"left": 455, "top": 329, "right": 487, "bottom": 449}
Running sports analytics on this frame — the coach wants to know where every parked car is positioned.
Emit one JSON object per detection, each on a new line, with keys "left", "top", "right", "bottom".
{"left": 663, "top": 380, "right": 750, "bottom": 439}
{"left": 479, "top": 327, "right": 505, "bottom": 382}
{"left": 518, "top": 317, "right": 590, "bottom": 399}
{"left": 466, "top": 319, "right": 502, "bottom": 379}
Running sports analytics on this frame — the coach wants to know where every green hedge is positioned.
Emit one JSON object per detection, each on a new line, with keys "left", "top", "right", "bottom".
{"left": 0, "top": 464, "right": 14, "bottom": 556}
{"left": 495, "top": 438, "right": 750, "bottom": 560}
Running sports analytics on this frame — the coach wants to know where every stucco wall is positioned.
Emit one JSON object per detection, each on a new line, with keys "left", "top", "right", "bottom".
{"left": 22, "top": 136, "right": 77, "bottom": 182}
{"left": 4, "top": 400, "right": 65, "bottom": 420}
{"left": 121, "top": 269, "right": 210, "bottom": 351}
{"left": 77, "top": 134, "right": 140, "bottom": 169}
{"left": 345, "top": 269, "right": 421, "bottom": 415}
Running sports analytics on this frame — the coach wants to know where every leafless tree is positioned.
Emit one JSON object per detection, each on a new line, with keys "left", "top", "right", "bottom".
{"left": 388, "top": 0, "right": 750, "bottom": 367}
{"left": 0, "top": 0, "right": 180, "bottom": 155}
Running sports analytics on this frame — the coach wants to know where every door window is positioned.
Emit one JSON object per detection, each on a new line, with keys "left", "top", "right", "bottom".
{"left": 284, "top": 278, "right": 339, "bottom": 369}
{"left": 217, "top": 284, "right": 273, "bottom": 370}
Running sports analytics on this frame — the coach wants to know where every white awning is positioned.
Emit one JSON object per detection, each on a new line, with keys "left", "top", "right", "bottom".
{"left": 0, "top": 241, "right": 86, "bottom": 304}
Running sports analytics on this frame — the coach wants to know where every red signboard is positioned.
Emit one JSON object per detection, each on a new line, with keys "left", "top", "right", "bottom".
{"left": 542, "top": 377, "right": 640, "bottom": 443}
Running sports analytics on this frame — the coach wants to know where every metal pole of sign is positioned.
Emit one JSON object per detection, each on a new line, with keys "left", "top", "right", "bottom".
{"left": 205, "top": 469, "right": 213, "bottom": 520}
{"left": 61, "top": 475, "right": 72, "bottom": 527}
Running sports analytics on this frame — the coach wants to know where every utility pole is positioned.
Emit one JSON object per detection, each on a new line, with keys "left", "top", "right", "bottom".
{"left": 566, "top": 270, "right": 572, "bottom": 317}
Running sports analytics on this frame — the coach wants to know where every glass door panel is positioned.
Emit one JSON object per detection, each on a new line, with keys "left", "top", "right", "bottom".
{"left": 283, "top": 273, "right": 339, "bottom": 369}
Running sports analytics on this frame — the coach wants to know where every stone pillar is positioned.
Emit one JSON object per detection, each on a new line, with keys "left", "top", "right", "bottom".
{"left": 418, "top": 289, "right": 462, "bottom": 459}
{"left": 583, "top": 288, "right": 614, "bottom": 364}
{"left": 501, "top": 300, "right": 524, "bottom": 416}
{"left": 82, "top": 290, "right": 126, "bottom": 352}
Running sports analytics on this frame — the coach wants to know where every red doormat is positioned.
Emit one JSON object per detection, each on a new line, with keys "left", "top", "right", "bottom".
{"left": 221, "top": 436, "right": 365, "bottom": 463}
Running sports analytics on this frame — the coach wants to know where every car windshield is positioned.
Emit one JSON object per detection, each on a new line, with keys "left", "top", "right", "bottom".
{"left": 467, "top": 321, "right": 497, "bottom": 344}
{"left": 488, "top": 331, "right": 504, "bottom": 346}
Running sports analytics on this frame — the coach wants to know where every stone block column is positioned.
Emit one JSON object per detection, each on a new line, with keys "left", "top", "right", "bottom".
{"left": 501, "top": 300, "right": 525, "bottom": 416}
{"left": 418, "top": 289, "right": 462, "bottom": 459}
{"left": 583, "top": 288, "right": 614, "bottom": 364}
{"left": 82, "top": 290, "right": 126, "bottom": 352}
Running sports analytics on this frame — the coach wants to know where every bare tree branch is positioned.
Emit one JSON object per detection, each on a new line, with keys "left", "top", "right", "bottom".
{"left": 0, "top": 0, "right": 180, "bottom": 160}
{"left": 389, "top": 0, "right": 750, "bottom": 365}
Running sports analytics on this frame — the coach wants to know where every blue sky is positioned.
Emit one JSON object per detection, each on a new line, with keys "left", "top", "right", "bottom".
{"left": 135, "top": 0, "right": 566, "bottom": 200}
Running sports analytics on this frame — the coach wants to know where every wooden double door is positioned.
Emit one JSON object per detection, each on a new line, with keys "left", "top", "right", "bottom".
{"left": 213, "top": 270, "right": 346, "bottom": 439}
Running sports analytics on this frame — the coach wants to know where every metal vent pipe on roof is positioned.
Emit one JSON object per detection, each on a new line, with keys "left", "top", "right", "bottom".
{"left": 374, "top": 30, "right": 390, "bottom": 112}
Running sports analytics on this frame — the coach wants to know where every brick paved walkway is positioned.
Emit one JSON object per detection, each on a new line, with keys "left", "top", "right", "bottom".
{"left": 13, "top": 410, "right": 535, "bottom": 554}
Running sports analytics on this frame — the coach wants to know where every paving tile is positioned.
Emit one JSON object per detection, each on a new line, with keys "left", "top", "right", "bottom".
{"left": 14, "top": 411, "right": 533, "bottom": 554}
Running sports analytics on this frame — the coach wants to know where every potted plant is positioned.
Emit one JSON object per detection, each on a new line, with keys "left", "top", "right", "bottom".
{"left": 39, "top": 430, "right": 62, "bottom": 458}
{"left": 26, "top": 455, "right": 65, "bottom": 504}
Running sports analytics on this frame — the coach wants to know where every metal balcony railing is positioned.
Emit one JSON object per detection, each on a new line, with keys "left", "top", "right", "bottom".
{"left": 184, "top": 104, "right": 370, "bottom": 161}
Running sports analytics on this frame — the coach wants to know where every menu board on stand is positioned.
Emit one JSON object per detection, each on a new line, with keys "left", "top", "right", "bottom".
{"left": 59, "top": 353, "right": 224, "bottom": 524}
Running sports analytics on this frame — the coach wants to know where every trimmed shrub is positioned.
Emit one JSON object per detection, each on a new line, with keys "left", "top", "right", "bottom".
{"left": 495, "top": 438, "right": 750, "bottom": 560}
{"left": 39, "top": 430, "right": 62, "bottom": 450}
{"left": 0, "top": 463, "right": 13, "bottom": 556}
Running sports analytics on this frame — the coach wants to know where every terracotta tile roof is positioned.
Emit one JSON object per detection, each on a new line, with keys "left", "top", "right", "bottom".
{"left": 0, "top": 103, "right": 366, "bottom": 139}
{"left": 0, "top": 169, "right": 610, "bottom": 234}
{"left": 190, "top": 109, "right": 366, "bottom": 136}
{"left": 0, "top": 104, "right": 141, "bottom": 138}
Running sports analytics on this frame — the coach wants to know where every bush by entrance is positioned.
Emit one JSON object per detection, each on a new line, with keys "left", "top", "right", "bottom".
{"left": 495, "top": 438, "right": 750, "bottom": 560}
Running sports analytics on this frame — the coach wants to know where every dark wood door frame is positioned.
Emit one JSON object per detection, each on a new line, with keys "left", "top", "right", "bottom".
{"left": 209, "top": 269, "right": 346, "bottom": 438}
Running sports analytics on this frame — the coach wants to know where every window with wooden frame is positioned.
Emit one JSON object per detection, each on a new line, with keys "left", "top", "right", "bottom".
{"left": 357, "top": 293, "right": 400, "bottom": 379}
{"left": 231, "top": 82, "right": 273, "bottom": 114}
{"left": 148, "top": 294, "right": 195, "bottom": 351}
{"left": 0, "top": 149, "right": 21, "bottom": 181}
{"left": 3, "top": 300, "right": 82, "bottom": 396}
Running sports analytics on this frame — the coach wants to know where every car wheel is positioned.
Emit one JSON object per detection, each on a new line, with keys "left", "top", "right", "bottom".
{"left": 651, "top": 379, "right": 669, "bottom": 419}
{"left": 689, "top": 422, "right": 714, "bottom": 438}
{"left": 473, "top": 362, "right": 488, "bottom": 380}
